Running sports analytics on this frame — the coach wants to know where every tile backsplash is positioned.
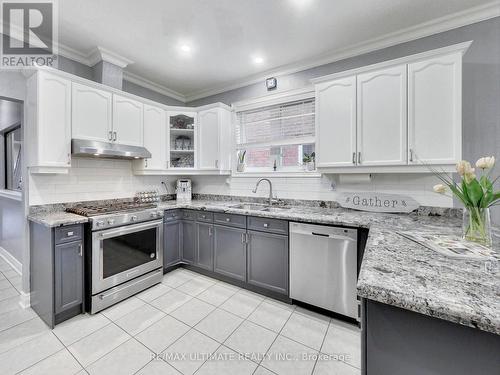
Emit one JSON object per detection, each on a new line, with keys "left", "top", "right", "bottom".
{"left": 190, "top": 173, "right": 452, "bottom": 207}
{"left": 28, "top": 157, "right": 177, "bottom": 206}
{"left": 29, "top": 157, "right": 453, "bottom": 208}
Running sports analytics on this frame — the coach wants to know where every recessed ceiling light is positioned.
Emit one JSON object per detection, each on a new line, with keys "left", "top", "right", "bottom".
{"left": 253, "top": 56, "right": 264, "bottom": 64}
{"left": 180, "top": 44, "right": 191, "bottom": 53}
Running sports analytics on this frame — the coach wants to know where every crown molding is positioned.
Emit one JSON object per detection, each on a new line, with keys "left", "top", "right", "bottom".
{"left": 183, "top": 1, "right": 500, "bottom": 102}
{"left": 87, "top": 46, "right": 134, "bottom": 68}
{"left": 122, "top": 71, "right": 186, "bottom": 102}
{"left": 55, "top": 1, "right": 499, "bottom": 104}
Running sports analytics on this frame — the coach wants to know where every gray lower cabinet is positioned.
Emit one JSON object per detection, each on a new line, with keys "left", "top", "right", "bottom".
{"left": 181, "top": 220, "right": 196, "bottom": 264}
{"left": 213, "top": 225, "right": 246, "bottom": 281}
{"left": 247, "top": 230, "right": 289, "bottom": 295}
{"left": 196, "top": 222, "right": 214, "bottom": 271}
{"left": 30, "top": 222, "right": 84, "bottom": 328}
{"left": 164, "top": 220, "right": 182, "bottom": 268}
{"left": 54, "top": 241, "right": 83, "bottom": 314}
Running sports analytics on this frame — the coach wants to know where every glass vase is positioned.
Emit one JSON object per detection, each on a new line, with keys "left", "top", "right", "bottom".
{"left": 463, "top": 207, "right": 492, "bottom": 247}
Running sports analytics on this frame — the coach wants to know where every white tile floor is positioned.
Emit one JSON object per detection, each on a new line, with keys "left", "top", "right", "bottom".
{"left": 0, "top": 257, "right": 361, "bottom": 375}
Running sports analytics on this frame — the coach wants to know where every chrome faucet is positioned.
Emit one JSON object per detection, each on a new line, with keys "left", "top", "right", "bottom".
{"left": 252, "top": 178, "right": 275, "bottom": 206}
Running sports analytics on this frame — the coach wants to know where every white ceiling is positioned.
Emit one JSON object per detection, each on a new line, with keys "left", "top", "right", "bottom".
{"left": 58, "top": 0, "right": 499, "bottom": 100}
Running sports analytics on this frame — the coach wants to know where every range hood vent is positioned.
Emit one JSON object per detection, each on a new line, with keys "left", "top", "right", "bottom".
{"left": 71, "top": 139, "right": 151, "bottom": 160}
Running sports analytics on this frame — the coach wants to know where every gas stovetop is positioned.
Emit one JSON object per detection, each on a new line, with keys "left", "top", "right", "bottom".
{"left": 66, "top": 202, "right": 164, "bottom": 230}
{"left": 66, "top": 202, "right": 156, "bottom": 217}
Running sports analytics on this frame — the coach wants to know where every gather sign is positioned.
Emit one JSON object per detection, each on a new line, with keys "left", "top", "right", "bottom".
{"left": 337, "top": 192, "right": 420, "bottom": 213}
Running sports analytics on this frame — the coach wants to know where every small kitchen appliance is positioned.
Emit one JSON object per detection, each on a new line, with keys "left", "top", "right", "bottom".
{"left": 176, "top": 179, "right": 192, "bottom": 203}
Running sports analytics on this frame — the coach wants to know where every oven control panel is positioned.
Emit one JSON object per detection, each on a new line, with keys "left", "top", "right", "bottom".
{"left": 91, "top": 209, "right": 164, "bottom": 230}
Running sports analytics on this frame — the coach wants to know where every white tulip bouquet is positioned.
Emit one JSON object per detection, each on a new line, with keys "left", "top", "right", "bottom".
{"left": 432, "top": 156, "right": 498, "bottom": 247}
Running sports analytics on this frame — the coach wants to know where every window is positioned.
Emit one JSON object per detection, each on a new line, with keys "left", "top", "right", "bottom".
{"left": 235, "top": 97, "right": 315, "bottom": 172}
{"left": 5, "top": 126, "right": 22, "bottom": 191}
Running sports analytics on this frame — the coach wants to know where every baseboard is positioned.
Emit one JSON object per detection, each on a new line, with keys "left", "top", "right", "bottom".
{"left": 0, "top": 246, "right": 22, "bottom": 275}
{"left": 19, "top": 290, "right": 31, "bottom": 309}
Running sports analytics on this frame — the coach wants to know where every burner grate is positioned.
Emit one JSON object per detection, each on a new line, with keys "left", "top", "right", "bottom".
{"left": 66, "top": 202, "right": 157, "bottom": 217}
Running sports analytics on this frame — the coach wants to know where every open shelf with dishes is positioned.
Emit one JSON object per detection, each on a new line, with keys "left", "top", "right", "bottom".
{"left": 168, "top": 112, "right": 197, "bottom": 169}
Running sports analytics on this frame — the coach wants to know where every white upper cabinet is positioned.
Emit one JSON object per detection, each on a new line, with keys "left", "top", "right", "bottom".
{"left": 408, "top": 53, "right": 462, "bottom": 165}
{"left": 27, "top": 71, "right": 71, "bottom": 171}
{"left": 137, "top": 104, "right": 167, "bottom": 171}
{"left": 315, "top": 76, "right": 357, "bottom": 167}
{"left": 112, "top": 95, "right": 144, "bottom": 147}
{"left": 72, "top": 83, "right": 112, "bottom": 142}
{"left": 198, "top": 108, "right": 220, "bottom": 170}
{"left": 356, "top": 65, "right": 407, "bottom": 166}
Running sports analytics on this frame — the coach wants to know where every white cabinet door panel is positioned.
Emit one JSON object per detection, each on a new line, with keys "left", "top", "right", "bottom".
{"left": 142, "top": 104, "right": 167, "bottom": 170}
{"left": 198, "top": 109, "right": 220, "bottom": 170}
{"left": 357, "top": 65, "right": 407, "bottom": 166}
{"left": 72, "top": 83, "right": 112, "bottom": 142}
{"left": 316, "top": 76, "right": 357, "bottom": 167}
{"left": 113, "top": 95, "right": 144, "bottom": 147}
{"left": 37, "top": 72, "right": 71, "bottom": 167}
{"left": 408, "top": 53, "right": 462, "bottom": 164}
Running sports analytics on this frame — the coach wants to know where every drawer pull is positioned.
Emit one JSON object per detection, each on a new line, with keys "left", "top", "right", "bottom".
{"left": 226, "top": 218, "right": 230, "bottom": 222}
{"left": 263, "top": 223, "right": 269, "bottom": 228}
{"left": 67, "top": 231, "right": 74, "bottom": 236}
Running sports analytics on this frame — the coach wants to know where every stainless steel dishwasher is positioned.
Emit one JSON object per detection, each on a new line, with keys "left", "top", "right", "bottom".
{"left": 289, "top": 222, "right": 358, "bottom": 320}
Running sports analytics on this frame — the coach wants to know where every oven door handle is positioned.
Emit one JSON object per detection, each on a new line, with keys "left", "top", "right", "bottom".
{"left": 96, "top": 220, "right": 163, "bottom": 239}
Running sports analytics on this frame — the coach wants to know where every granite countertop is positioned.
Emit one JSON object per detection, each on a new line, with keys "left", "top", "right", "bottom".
{"left": 28, "top": 211, "right": 89, "bottom": 227}
{"left": 28, "top": 199, "right": 499, "bottom": 335}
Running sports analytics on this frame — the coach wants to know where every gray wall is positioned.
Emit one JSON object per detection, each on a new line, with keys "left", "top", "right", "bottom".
{"left": 187, "top": 17, "right": 500, "bottom": 224}
{"left": 56, "top": 55, "right": 184, "bottom": 105}
{"left": 122, "top": 80, "right": 185, "bottom": 106}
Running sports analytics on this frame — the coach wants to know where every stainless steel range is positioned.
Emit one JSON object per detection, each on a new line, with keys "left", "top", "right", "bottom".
{"left": 67, "top": 203, "right": 164, "bottom": 313}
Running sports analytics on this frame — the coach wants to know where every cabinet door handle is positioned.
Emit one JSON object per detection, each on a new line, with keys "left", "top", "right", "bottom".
{"left": 409, "top": 149, "right": 414, "bottom": 162}
{"left": 67, "top": 153, "right": 71, "bottom": 165}
{"left": 357, "top": 152, "right": 362, "bottom": 164}
{"left": 352, "top": 152, "right": 356, "bottom": 164}
{"left": 208, "top": 227, "right": 213, "bottom": 236}
{"left": 215, "top": 160, "right": 219, "bottom": 168}
{"left": 241, "top": 233, "right": 245, "bottom": 243}
{"left": 78, "top": 244, "right": 83, "bottom": 257}
{"left": 108, "top": 131, "right": 113, "bottom": 141}
{"left": 166, "top": 160, "right": 169, "bottom": 169}
{"left": 145, "top": 159, "right": 148, "bottom": 168}
{"left": 113, "top": 131, "right": 117, "bottom": 141}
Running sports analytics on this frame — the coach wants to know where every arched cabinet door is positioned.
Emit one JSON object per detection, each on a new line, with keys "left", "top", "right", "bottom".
{"left": 112, "top": 94, "right": 144, "bottom": 147}
{"left": 315, "top": 76, "right": 357, "bottom": 167}
{"left": 408, "top": 53, "right": 462, "bottom": 165}
{"left": 72, "top": 83, "right": 112, "bottom": 143}
{"left": 356, "top": 64, "right": 407, "bottom": 166}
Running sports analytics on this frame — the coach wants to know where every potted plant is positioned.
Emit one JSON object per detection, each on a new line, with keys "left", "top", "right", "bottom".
{"left": 303, "top": 152, "right": 316, "bottom": 171}
{"left": 237, "top": 150, "right": 246, "bottom": 172}
{"left": 432, "top": 156, "right": 499, "bottom": 247}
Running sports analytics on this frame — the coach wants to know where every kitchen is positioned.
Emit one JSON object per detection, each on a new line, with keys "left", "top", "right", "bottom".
{"left": 0, "top": 1, "right": 499, "bottom": 374}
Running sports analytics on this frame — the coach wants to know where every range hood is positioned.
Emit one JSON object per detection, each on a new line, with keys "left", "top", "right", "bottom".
{"left": 71, "top": 139, "right": 151, "bottom": 159}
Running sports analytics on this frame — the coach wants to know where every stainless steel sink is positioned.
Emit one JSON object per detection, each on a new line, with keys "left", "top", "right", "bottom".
{"left": 230, "top": 203, "right": 268, "bottom": 211}
{"left": 230, "top": 203, "right": 291, "bottom": 212}
{"left": 261, "top": 206, "right": 292, "bottom": 212}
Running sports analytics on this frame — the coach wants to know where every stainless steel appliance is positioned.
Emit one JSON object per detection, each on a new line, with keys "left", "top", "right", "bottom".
{"left": 289, "top": 222, "right": 358, "bottom": 320}
{"left": 71, "top": 139, "right": 151, "bottom": 160}
{"left": 176, "top": 179, "right": 192, "bottom": 203}
{"left": 67, "top": 203, "right": 164, "bottom": 313}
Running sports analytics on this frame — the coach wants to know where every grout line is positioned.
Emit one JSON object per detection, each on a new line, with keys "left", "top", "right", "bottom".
{"left": 310, "top": 320, "right": 331, "bottom": 375}
{"left": 51, "top": 333, "right": 87, "bottom": 373}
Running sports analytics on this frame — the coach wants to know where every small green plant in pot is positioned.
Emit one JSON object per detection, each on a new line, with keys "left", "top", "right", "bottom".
{"left": 432, "top": 156, "right": 499, "bottom": 247}
{"left": 237, "top": 150, "right": 246, "bottom": 173}
{"left": 303, "top": 152, "right": 316, "bottom": 171}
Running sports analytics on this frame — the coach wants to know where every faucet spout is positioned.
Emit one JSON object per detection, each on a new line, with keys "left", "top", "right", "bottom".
{"left": 252, "top": 178, "right": 274, "bottom": 206}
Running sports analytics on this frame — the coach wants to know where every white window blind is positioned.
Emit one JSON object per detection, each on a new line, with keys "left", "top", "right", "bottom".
{"left": 234, "top": 97, "right": 316, "bottom": 171}
{"left": 235, "top": 98, "right": 315, "bottom": 148}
